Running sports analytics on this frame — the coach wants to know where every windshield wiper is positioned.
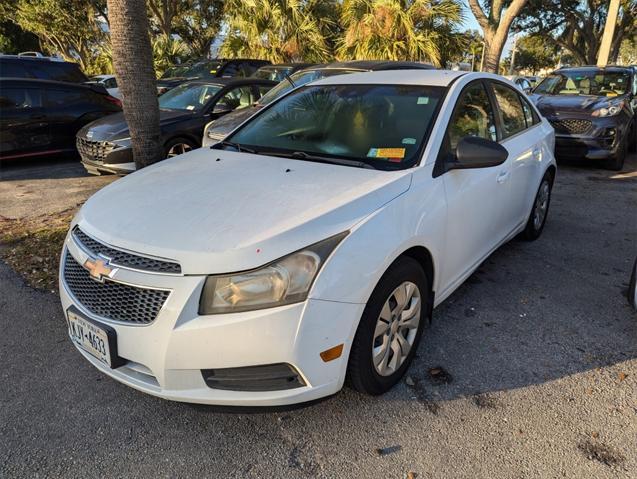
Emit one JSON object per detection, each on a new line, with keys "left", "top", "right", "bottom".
{"left": 211, "top": 140, "right": 257, "bottom": 154}
{"left": 276, "top": 150, "right": 377, "bottom": 170}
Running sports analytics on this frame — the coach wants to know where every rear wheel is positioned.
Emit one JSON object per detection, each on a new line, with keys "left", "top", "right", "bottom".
{"left": 521, "top": 172, "right": 553, "bottom": 241}
{"left": 628, "top": 120, "right": 636, "bottom": 153}
{"left": 348, "top": 256, "right": 429, "bottom": 395}
{"left": 164, "top": 137, "right": 196, "bottom": 158}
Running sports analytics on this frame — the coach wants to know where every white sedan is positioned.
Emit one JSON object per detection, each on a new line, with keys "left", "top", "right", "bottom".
{"left": 59, "top": 70, "right": 556, "bottom": 407}
{"left": 89, "top": 74, "right": 121, "bottom": 99}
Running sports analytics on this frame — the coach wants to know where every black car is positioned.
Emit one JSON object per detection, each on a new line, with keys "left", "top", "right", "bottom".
{"left": 76, "top": 77, "right": 276, "bottom": 175}
{"left": 531, "top": 66, "right": 637, "bottom": 170}
{"left": 0, "top": 78, "right": 121, "bottom": 161}
{"left": 202, "top": 60, "right": 435, "bottom": 145}
{"left": 0, "top": 55, "right": 88, "bottom": 83}
{"left": 156, "top": 58, "right": 271, "bottom": 95}
{"left": 251, "top": 63, "right": 316, "bottom": 82}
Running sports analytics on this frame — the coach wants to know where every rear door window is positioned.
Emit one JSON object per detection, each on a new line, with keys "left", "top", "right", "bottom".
{"left": 0, "top": 61, "right": 30, "bottom": 78}
{"left": 491, "top": 83, "right": 527, "bottom": 139}
{"left": 0, "top": 88, "right": 42, "bottom": 109}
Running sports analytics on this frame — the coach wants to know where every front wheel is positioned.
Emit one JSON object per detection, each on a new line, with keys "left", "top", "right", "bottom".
{"left": 348, "top": 257, "right": 429, "bottom": 395}
{"left": 521, "top": 172, "right": 553, "bottom": 241}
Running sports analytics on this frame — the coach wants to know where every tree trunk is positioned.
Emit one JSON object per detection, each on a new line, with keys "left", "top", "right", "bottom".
{"left": 107, "top": 0, "right": 162, "bottom": 169}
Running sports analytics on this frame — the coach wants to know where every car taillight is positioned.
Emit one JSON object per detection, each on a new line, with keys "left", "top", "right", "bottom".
{"left": 105, "top": 95, "right": 122, "bottom": 108}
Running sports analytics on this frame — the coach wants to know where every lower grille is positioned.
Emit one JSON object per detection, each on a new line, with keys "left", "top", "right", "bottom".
{"left": 63, "top": 251, "right": 170, "bottom": 324}
{"left": 549, "top": 119, "right": 592, "bottom": 135}
{"left": 76, "top": 137, "right": 116, "bottom": 163}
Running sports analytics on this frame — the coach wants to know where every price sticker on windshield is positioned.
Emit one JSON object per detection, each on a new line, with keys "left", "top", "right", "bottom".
{"left": 368, "top": 148, "right": 406, "bottom": 160}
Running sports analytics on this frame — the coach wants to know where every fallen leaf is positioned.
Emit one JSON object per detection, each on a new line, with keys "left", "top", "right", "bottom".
{"left": 618, "top": 372, "right": 627, "bottom": 382}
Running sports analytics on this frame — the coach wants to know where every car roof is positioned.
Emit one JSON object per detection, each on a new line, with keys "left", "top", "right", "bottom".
{"left": 260, "top": 62, "right": 315, "bottom": 69}
{"left": 0, "top": 55, "right": 78, "bottom": 65}
{"left": 0, "top": 77, "right": 92, "bottom": 88}
{"left": 181, "top": 77, "right": 278, "bottom": 88}
{"left": 312, "top": 69, "right": 466, "bottom": 87}
{"left": 554, "top": 65, "right": 633, "bottom": 73}
{"left": 321, "top": 60, "right": 434, "bottom": 71}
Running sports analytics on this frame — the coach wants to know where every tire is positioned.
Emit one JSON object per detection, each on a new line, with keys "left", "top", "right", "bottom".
{"left": 164, "top": 137, "right": 197, "bottom": 158}
{"left": 521, "top": 171, "right": 553, "bottom": 241}
{"left": 607, "top": 136, "right": 626, "bottom": 171}
{"left": 629, "top": 257, "right": 637, "bottom": 311}
{"left": 348, "top": 256, "right": 429, "bottom": 395}
{"left": 628, "top": 120, "right": 636, "bottom": 153}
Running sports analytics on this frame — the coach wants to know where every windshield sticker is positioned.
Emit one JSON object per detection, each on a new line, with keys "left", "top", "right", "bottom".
{"left": 367, "top": 148, "right": 406, "bottom": 160}
{"left": 209, "top": 69, "right": 217, "bottom": 74}
{"left": 186, "top": 105, "right": 195, "bottom": 110}
{"left": 402, "top": 138, "right": 416, "bottom": 145}
{"left": 417, "top": 97, "right": 429, "bottom": 105}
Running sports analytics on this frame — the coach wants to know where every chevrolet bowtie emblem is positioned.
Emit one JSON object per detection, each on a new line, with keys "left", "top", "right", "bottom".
{"left": 83, "top": 258, "right": 113, "bottom": 282}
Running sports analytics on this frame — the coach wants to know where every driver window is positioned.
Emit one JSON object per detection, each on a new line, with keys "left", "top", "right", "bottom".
{"left": 216, "top": 86, "right": 254, "bottom": 111}
{"left": 447, "top": 82, "right": 497, "bottom": 151}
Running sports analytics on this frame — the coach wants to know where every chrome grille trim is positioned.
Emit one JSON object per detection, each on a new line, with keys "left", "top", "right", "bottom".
{"left": 549, "top": 119, "right": 592, "bottom": 135}
{"left": 76, "top": 137, "right": 116, "bottom": 163}
{"left": 62, "top": 251, "right": 170, "bottom": 325}
{"left": 72, "top": 226, "right": 182, "bottom": 274}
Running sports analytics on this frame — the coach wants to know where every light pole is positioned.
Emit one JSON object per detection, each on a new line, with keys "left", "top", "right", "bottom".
{"left": 597, "top": 0, "right": 620, "bottom": 66}
{"left": 508, "top": 34, "right": 519, "bottom": 75}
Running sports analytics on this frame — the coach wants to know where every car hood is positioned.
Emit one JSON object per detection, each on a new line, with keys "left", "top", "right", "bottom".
{"left": 74, "top": 149, "right": 412, "bottom": 274}
{"left": 78, "top": 110, "right": 196, "bottom": 141}
{"left": 530, "top": 93, "right": 627, "bottom": 117}
{"left": 208, "top": 105, "right": 263, "bottom": 136}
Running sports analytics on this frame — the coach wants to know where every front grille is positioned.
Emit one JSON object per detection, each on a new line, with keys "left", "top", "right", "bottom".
{"left": 76, "top": 137, "right": 116, "bottom": 163}
{"left": 549, "top": 119, "right": 592, "bottom": 135}
{"left": 72, "top": 227, "right": 181, "bottom": 274}
{"left": 63, "top": 251, "right": 170, "bottom": 324}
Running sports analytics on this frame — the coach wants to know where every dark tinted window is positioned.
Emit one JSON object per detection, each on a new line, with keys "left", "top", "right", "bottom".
{"left": 492, "top": 83, "right": 526, "bottom": 139}
{"left": 0, "top": 61, "right": 30, "bottom": 78}
{"left": 45, "top": 88, "right": 87, "bottom": 107}
{"left": 519, "top": 94, "right": 538, "bottom": 128}
{"left": 0, "top": 88, "right": 41, "bottom": 108}
{"left": 25, "top": 62, "right": 87, "bottom": 82}
{"left": 448, "top": 82, "right": 497, "bottom": 150}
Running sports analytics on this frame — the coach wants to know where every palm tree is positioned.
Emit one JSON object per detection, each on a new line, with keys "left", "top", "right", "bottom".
{"left": 337, "top": 0, "right": 463, "bottom": 67}
{"left": 107, "top": 0, "right": 162, "bottom": 168}
{"left": 220, "top": 0, "right": 340, "bottom": 63}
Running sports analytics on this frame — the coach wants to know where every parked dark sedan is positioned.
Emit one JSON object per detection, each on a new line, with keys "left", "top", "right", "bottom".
{"left": 0, "top": 78, "right": 121, "bottom": 161}
{"left": 77, "top": 77, "right": 276, "bottom": 175}
{"left": 202, "top": 60, "right": 434, "bottom": 146}
{"left": 531, "top": 66, "right": 637, "bottom": 170}
{"left": 251, "top": 63, "right": 315, "bottom": 82}
{"left": 156, "top": 58, "right": 271, "bottom": 95}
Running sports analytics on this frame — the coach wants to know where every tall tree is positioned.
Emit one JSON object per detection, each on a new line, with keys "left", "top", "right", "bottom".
{"left": 174, "top": 0, "right": 224, "bottom": 58}
{"left": 467, "top": 0, "right": 529, "bottom": 72}
{"left": 147, "top": 0, "right": 185, "bottom": 37}
{"left": 108, "top": 0, "right": 162, "bottom": 168}
{"left": 503, "top": 34, "right": 558, "bottom": 73}
{"left": 221, "top": 0, "right": 339, "bottom": 62}
{"left": 337, "top": 0, "right": 463, "bottom": 66}
{"left": 520, "top": 0, "right": 636, "bottom": 65}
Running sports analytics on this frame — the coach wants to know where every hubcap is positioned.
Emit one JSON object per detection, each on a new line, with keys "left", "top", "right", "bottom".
{"left": 533, "top": 180, "right": 550, "bottom": 230}
{"left": 372, "top": 281, "right": 421, "bottom": 376}
{"left": 166, "top": 142, "right": 192, "bottom": 158}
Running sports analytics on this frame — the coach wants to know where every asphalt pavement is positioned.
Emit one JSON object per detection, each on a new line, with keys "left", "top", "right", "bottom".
{"left": 1, "top": 154, "right": 636, "bottom": 478}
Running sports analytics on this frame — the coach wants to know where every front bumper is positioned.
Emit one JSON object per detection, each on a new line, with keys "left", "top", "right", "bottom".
{"left": 59, "top": 230, "right": 363, "bottom": 406}
{"left": 76, "top": 137, "right": 135, "bottom": 175}
{"left": 549, "top": 116, "right": 625, "bottom": 160}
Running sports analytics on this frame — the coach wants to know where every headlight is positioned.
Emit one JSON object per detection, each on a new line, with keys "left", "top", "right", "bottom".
{"left": 592, "top": 101, "right": 624, "bottom": 117}
{"left": 199, "top": 232, "right": 348, "bottom": 314}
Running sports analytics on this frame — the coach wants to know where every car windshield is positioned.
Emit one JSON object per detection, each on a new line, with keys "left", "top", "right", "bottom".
{"left": 258, "top": 68, "right": 362, "bottom": 106}
{"left": 253, "top": 66, "right": 294, "bottom": 82}
{"left": 227, "top": 84, "right": 444, "bottom": 170}
{"left": 534, "top": 71, "right": 631, "bottom": 96}
{"left": 161, "top": 65, "right": 189, "bottom": 78}
{"left": 179, "top": 61, "right": 224, "bottom": 79}
{"left": 159, "top": 83, "right": 222, "bottom": 111}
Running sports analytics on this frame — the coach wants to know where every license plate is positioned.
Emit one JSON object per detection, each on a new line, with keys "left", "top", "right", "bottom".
{"left": 67, "top": 310, "right": 112, "bottom": 367}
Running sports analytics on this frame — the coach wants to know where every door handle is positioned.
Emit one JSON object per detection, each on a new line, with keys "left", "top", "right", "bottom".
{"left": 496, "top": 170, "right": 509, "bottom": 184}
{"left": 532, "top": 147, "right": 541, "bottom": 159}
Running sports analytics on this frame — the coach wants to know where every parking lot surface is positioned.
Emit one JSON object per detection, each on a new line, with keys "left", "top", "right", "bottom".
{"left": 1, "top": 155, "right": 636, "bottom": 478}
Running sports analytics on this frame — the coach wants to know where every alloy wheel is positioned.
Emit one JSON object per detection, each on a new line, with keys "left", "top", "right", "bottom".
{"left": 372, "top": 281, "right": 421, "bottom": 376}
{"left": 533, "top": 180, "right": 550, "bottom": 231}
{"left": 166, "top": 142, "right": 192, "bottom": 158}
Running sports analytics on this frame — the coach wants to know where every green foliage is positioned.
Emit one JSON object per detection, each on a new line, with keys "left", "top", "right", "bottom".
{"left": 337, "top": 0, "right": 464, "bottom": 67}
{"left": 0, "top": 20, "right": 40, "bottom": 54}
{"left": 173, "top": 0, "right": 225, "bottom": 58}
{"left": 152, "top": 34, "right": 191, "bottom": 76}
{"left": 507, "top": 34, "right": 559, "bottom": 74}
{"left": 220, "top": 0, "right": 340, "bottom": 62}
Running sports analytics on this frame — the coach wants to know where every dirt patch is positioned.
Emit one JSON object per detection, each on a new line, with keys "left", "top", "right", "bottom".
{"left": 578, "top": 440, "right": 626, "bottom": 467}
{"left": 0, "top": 208, "right": 76, "bottom": 292}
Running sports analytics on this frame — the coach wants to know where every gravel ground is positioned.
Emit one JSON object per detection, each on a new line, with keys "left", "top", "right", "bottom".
{"left": 1, "top": 154, "right": 636, "bottom": 478}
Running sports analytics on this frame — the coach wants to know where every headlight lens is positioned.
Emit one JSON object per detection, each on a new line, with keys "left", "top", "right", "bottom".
{"left": 592, "top": 101, "right": 624, "bottom": 117}
{"left": 199, "top": 232, "right": 348, "bottom": 314}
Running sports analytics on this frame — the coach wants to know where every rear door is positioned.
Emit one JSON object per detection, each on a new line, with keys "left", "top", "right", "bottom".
{"left": 0, "top": 86, "right": 48, "bottom": 159}
{"left": 488, "top": 81, "right": 544, "bottom": 232}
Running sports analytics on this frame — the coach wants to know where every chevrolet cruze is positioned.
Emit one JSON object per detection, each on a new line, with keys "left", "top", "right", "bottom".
{"left": 59, "top": 71, "right": 556, "bottom": 407}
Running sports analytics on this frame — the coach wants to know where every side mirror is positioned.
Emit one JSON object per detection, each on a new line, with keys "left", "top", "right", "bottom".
{"left": 212, "top": 103, "right": 233, "bottom": 115}
{"left": 448, "top": 136, "right": 508, "bottom": 170}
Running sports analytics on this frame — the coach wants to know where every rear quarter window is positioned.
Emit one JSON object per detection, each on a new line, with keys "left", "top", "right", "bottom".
{"left": 0, "top": 61, "right": 30, "bottom": 78}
